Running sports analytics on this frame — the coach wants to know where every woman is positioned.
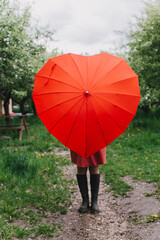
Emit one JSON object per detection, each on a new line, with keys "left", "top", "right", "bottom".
{"left": 70, "top": 148, "right": 106, "bottom": 214}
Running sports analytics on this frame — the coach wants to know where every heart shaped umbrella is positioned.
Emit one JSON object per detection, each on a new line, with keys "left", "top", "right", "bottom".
{"left": 32, "top": 53, "right": 141, "bottom": 158}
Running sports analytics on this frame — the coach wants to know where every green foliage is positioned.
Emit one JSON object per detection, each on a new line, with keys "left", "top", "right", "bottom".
{"left": 0, "top": 217, "right": 61, "bottom": 239}
{"left": 146, "top": 213, "right": 160, "bottom": 223}
{"left": 101, "top": 108, "right": 160, "bottom": 196}
{"left": 0, "top": 148, "right": 71, "bottom": 238}
{"left": 128, "top": 213, "right": 160, "bottom": 226}
{"left": 0, "top": 115, "right": 64, "bottom": 151}
{"left": 0, "top": 0, "right": 55, "bottom": 114}
{"left": 1, "top": 1, "right": 35, "bottom": 90}
{"left": 2, "top": 151, "right": 37, "bottom": 177}
{"left": 0, "top": 116, "right": 71, "bottom": 239}
{"left": 125, "top": 0, "right": 160, "bottom": 110}
{"left": 35, "top": 223, "right": 61, "bottom": 238}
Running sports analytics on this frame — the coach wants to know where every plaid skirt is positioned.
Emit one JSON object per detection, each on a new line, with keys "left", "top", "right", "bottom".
{"left": 70, "top": 148, "right": 106, "bottom": 168}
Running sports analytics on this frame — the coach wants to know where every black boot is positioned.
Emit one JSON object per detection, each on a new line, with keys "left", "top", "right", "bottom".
{"left": 76, "top": 174, "right": 89, "bottom": 213}
{"left": 90, "top": 174, "right": 100, "bottom": 214}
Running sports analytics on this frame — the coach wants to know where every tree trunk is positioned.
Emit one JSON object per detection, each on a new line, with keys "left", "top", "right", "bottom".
{"left": 4, "top": 92, "right": 11, "bottom": 123}
{"left": 141, "top": 105, "right": 151, "bottom": 115}
{"left": 32, "top": 100, "right": 37, "bottom": 115}
{"left": 19, "top": 96, "right": 28, "bottom": 114}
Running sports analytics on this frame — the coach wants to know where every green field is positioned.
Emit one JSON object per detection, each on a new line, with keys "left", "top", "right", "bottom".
{"left": 101, "top": 109, "right": 160, "bottom": 197}
{"left": 0, "top": 109, "right": 160, "bottom": 238}
{"left": 0, "top": 116, "right": 72, "bottom": 239}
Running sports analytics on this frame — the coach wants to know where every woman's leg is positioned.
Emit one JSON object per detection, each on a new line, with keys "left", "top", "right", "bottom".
{"left": 76, "top": 167, "right": 89, "bottom": 213}
{"left": 77, "top": 166, "right": 87, "bottom": 175}
{"left": 89, "top": 166, "right": 99, "bottom": 174}
{"left": 89, "top": 166, "right": 100, "bottom": 214}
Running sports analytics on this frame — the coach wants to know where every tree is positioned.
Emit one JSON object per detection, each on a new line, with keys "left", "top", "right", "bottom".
{"left": 124, "top": 0, "right": 160, "bottom": 112}
{"left": 0, "top": 0, "right": 54, "bottom": 118}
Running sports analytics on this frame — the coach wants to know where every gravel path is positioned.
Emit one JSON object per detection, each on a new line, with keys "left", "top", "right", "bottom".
{"left": 56, "top": 164, "right": 129, "bottom": 240}
{"left": 53, "top": 149, "right": 160, "bottom": 240}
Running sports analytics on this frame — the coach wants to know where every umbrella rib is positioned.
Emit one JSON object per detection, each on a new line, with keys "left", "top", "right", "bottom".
{"left": 65, "top": 98, "right": 85, "bottom": 147}
{"left": 69, "top": 53, "right": 86, "bottom": 89}
{"left": 49, "top": 96, "right": 84, "bottom": 134}
{"left": 90, "top": 59, "right": 124, "bottom": 89}
{"left": 88, "top": 55, "right": 104, "bottom": 88}
{"left": 35, "top": 75, "right": 82, "bottom": 92}
{"left": 89, "top": 97, "right": 108, "bottom": 146}
{"left": 109, "top": 76, "right": 138, "bottom": 87}
{"left": 49, "top": 60, "right": 56, "bottom": 77}
{"left": 50, "top": 58, "right": 84, "bottom": 90}
{"left": 38, "top": 95, "right": 82, "bottom": 116}
{"left": 96, "top": 76, "right": 139, "bottom": 89}
{"left": 92, "top": 95, "right": 127, "bottom": 132}
{"left": 94, "top": 92, "right": 140, "bottom": 97}
{"left": 33, "top": 92, "right": 82, "bottom": 97}
{"left": 95, "top": 94, "right": 135, "bottom": 117}
{"left": 85, "top": 97, "right": 88, "bottom": 158}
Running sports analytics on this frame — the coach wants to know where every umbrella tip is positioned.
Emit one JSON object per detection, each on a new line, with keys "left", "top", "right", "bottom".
{"left": 84, "top": 90, "right": 90, "bottom": 97}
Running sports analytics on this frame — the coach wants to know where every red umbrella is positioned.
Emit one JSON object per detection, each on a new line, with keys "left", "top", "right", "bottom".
{"left": 32, "top": 53, "right": 141, "bottom": 158}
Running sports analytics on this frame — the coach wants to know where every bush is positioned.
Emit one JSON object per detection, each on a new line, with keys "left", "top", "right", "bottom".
{"left": 1, "top": 151, "right": 37, "bottom": 178}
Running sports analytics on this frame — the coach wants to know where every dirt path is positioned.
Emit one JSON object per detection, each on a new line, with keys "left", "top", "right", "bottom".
{"left": 53, "top": 149, "right": 160, "bottom": 240}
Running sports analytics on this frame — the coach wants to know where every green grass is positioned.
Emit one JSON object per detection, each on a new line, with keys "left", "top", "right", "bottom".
{"left": 100, "top": 108, "right": 160, "bottom": 197}
{"left": 0, "top": 116, "right": 67, "bottom": 152}
{"left": 0, "top": 116, "right": 71, "bottom": 239}
{"left": 0, "top": 109, "right": 160, "bottom": 237}
{"left": 127, "top": 213, "right": 160, "bottom": 226}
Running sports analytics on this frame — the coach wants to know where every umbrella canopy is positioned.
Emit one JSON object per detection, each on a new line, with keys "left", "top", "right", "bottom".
{"left": 32, "top": 53, "right": 141, "bottom": 158}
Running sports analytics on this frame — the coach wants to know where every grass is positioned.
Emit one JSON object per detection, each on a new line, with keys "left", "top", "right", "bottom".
{"left": 0, "top": 116, "right": 67, "bottom": 152}
{"left": 0, "top": 116, "right": 71, "bottom": 239}
{"left": 127, "top": 213, "right": 160, "bottom": 226}
{"left": 100, "top": 108, "right": 160, "bottom": 197}
{"left": 0, "top": 108, "right": 160, "bottom": 237}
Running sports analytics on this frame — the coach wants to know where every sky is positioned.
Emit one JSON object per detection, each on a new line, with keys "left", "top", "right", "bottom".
{"left": 22, "top": 0, "right": 146, "bottom": 55}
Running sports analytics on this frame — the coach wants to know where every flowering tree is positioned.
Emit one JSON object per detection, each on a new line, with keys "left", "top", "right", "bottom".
{"left": 0, "top": 0, "right": 54, "bottom": 117}
{"left": 125, "top": 0, "right": 160, "bottom": 112}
